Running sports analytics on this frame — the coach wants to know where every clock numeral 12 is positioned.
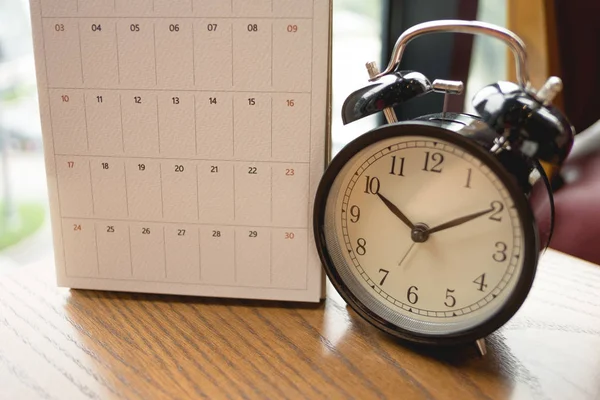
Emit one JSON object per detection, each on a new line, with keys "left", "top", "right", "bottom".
{"left": 423, "top": 152, "right": 444, "bottom": 173}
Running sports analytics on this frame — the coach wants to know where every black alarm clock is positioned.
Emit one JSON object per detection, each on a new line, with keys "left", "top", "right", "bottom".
{"left": 313, "top": 20, "right": 575, "bottom": 354}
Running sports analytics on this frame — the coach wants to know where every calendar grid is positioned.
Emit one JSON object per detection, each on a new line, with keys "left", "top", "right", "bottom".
{"left": 42, "top": 16, "right": 315, "bottom": 20}
{"left": 48, "top": 87, "right": 311, "bottom": 94}
{"left": 33, "top": 0, "right": 328, "bottom": 300}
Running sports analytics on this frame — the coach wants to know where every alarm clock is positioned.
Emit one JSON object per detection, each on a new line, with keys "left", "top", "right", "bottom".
{"left": 313, "top": 20, "right": 575, "bottom": 353}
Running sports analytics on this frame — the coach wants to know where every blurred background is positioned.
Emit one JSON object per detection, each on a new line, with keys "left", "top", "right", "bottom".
{"left": 1, "top": 0, "right": 598, "bottom": 271}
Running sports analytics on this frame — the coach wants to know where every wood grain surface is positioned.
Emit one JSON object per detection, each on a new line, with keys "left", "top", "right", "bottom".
{"left": 1, "top": 249, "right": 600, "bottom": 400}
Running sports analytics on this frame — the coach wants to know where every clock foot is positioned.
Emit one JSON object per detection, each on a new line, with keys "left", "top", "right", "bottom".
{"left": 475, "top": 338, "right": 487, "bottom": 357}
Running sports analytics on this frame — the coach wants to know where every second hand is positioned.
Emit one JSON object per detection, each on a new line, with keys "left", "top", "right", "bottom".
{"left": 398, "top": 242, "right": 417, "bottom": 267}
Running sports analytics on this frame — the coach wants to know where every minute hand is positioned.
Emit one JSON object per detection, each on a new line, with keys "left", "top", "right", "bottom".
{"left": 425, "top": 208, "right": 494, "bottom": 235}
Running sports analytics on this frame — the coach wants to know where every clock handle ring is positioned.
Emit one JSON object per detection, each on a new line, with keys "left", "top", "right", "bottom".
{"left": 373, "top": 20, "right": 531, "bottom": 91}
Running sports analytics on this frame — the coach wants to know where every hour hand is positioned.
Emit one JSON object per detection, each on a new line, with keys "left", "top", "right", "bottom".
{"left": 376, "top": 192, "right": 415, "bottom": 230}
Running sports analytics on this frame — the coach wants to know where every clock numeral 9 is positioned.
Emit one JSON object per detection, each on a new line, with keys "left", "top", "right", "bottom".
{"left": 349, "top": 205, "right": 360, "bottom": 223}
{"left": 363, "top": 176, "right": 380, "bottom": 194}
{"left": 407, "top": 286, "right": 419, "bottom": 304}
{"left": 422, "top": 152, "right": 444, "bottom": 173}
{"left": 444, "top": 289, "right": 456, "bottom": 307}
{"left": 493, "top": 241, "right": 507, "bottom": 262}
{"left": 355, "top": 238, "right": 367, "bottom": 255}
{"left": 489, "top": 201, "right": 504, "bottom": 222}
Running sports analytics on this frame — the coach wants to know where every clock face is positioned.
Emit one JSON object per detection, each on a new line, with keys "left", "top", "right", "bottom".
{"left": 316, "top": 123, "right": 537, "bottom": 343}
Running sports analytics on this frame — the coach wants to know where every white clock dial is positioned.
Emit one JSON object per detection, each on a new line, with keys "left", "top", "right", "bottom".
{"left": 321, "top": 133, "right": 530, "bottom": 337}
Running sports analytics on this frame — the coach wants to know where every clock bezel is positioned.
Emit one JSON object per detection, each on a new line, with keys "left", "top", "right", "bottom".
{"left": 314, "top": 121, "right": 539, "bottom": 345}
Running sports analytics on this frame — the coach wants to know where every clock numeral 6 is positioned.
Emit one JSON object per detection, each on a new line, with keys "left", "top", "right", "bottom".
{"left": 407, "top": 286, "right": 419, "bottom": 304}
{"left": 355, "top": 238, "right": 367, "bottom": 255}
{"left": 349, "top": 205, "right": 360, "bottom": 223}
{"left": 363, "top": 176, "right": 380, "bottom": 194}
{"left": 444, "top": 288, "right": 456, "bottom": 307}
{"left": 489, "top": 201, "right": 504, "bottom": 222}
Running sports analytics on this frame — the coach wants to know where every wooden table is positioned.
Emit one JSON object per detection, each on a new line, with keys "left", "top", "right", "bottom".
{"left": 1, "top": 249, "right": 600, "bottom": 400}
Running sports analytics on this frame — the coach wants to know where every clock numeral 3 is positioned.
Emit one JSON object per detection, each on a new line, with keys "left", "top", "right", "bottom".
{"left": 422, "top": 152, "right": 444, "bottom": 173}
{"left": 407, "top": 286, "right": 419, "bottom": 304}
{"left": 355, "top": 238, "right": 367, "bottom": 255}
{"left": 493, "top": 241, "right": 507, "bottom": 262}
{"left": 489, "top": 201, "right": 504, "bottom": 222}
{"left": 349, "top": 205, "right": 360, "bottom": 223}
{"left": 473, "top": 273, "right": 488, "bottom": 292}
{"left": 363, "top": 176, "right": 380, "bottom": 194}
{"left": 389, "top": 156, "right": 405, "bottom": 176}
{"left": 444, "top": 288, "right": 456, "bottom": 307}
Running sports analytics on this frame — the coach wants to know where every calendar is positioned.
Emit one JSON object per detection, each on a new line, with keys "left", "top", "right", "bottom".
{"left": 29, "top": 0, "right": 331, "bottom": 302}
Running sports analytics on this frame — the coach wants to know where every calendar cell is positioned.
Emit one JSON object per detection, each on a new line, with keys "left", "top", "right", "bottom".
{"left": 234, "top": 163, "right": 271, "bottom": 225}
{"left": 79, "top": 20, "right": 119, "bottom": 86}
{"left": 194, "top": 20, "right": 233, "bottom": 90}
{"left": 78, "top": 0, "right": 115, "bottom": 16}
{"left": 158, "top": 92, "right": 195, "bottom": 157}
{"left": 164, "top": 225, "right": 200, "bottom": 282}
{"left": 271, "top": 229, "right": 307, "bottom": 289}
{"left": 121, "top": 92, "right": 159, "bottom": 156}
{"left": 233, "top": 94, "right": 271, "bottom": 160}
{"left": 43, "top": 20, "right": 83, "bottom": 87}
{"left": 114, "top": 0, "right": 153, "bottom": 16}
{"left": 41, "top": 0, "right": 77, "bottom": 18}
{"left": 62, "top": 220, "right": 98, "bottom": 277}
{"left": 90, "top": 158, "right": 128, "bottom": 218}
{"left": 85, "top": 91, "right": 123, "bottom": 155}
{"left": 273, "top": 0, "right": 314, "bottom": 18}
{"left": 232, "top": 20, "right": 272, "bottom": 90}
{"left": 96, "top": 222, "right": 132, "bottom": 279}
{"left": 199, "top": 226, "right": 235, "bottom": 284}
{"left": 49, "top": 90, "right": 87, "bottom": 154}
{"left": 125, "top": 160, "right": 163, "bottom": 220}
{"left": 117, "top": 21, "right": 156, "bottom": 88}
{"left": 130, "top": 223, "right": 166, "bottom": 280}
{"left": 233, "top": 0, "right": 272, "bottom": 17}
{"left": 56, "top": 156, "right": 94, "bottom": 217}
{"left": 161, "top": 161, "right": 199, "bottom": 222}
{"left": 272, "top": 20, "right": 312, "bottom": 92}
{"left": 155, "top": 20, "right": 194, "bottom": 88}
{"left": 196, "top": 92, "right": 233, "bottom": 158}
{"left": 271, "top": 164, "right": 309, "bottom": 227}
{"left": 154, "top": 0, "right": 192, "bottom": 15}
{"left": 197, "top": 162, "right": 234, "bottom": 223}
{"left": 271, "top": 93, "right": 310, "bottom": 162}
{"left": 235, "top": 227, "right": 270, "bottom": 286}
{"left": 192, "top": 0, "right": 232, "bottom": 17}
